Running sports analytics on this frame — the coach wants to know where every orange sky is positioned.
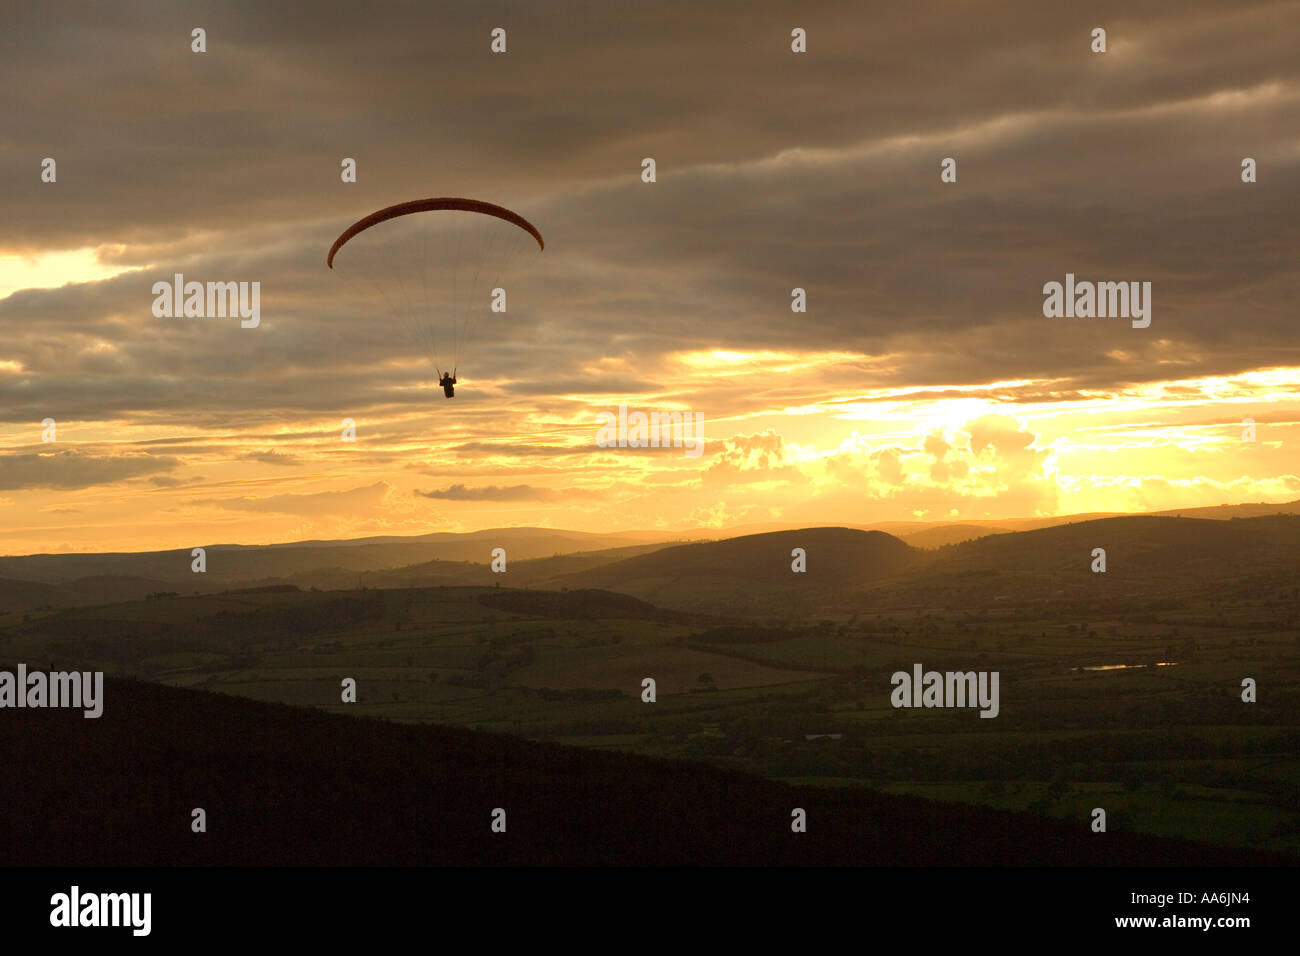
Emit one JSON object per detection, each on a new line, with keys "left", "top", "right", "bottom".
{"left": 1, "top": 1, "right": 1297, "bottom": 554}
{"left": 1, "top": 340, "right": 1295, "bottom": 553}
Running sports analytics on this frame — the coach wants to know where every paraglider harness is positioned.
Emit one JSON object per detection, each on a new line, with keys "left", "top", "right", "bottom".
{"left": 438, "top": 368, "right": 457, "bottom": 398}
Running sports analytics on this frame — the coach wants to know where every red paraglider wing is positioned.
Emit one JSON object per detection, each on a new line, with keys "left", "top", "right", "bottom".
{"left": 326, "top": 197, "right": 544, "bottom": 268}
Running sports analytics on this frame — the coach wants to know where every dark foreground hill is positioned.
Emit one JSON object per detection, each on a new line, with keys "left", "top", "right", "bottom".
{"left": 0, "top": 676, "right": 1281, "bottom": 866}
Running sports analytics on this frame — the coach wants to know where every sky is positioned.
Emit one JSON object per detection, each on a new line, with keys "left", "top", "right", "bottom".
{"left": 1, "top": 0, "right": 1298, "bottom": 554}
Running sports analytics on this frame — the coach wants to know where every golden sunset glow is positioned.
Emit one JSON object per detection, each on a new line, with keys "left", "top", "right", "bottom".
{"left": 2, "top": 4, "right": 1297, "bottom": 555}
{"left": 1, "top": 351, "right": 1295, "bottom": 554}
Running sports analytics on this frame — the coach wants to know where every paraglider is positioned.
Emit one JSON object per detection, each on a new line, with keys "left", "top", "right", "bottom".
{"left": 327, "top": 198, "right": 543, "bottom": 399}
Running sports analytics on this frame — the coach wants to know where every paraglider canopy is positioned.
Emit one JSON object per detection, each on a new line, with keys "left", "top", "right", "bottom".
{"left": 326, "top": 197, "right": 543, "bottom": 268}
{"left": 326, "top": 197, "right": 544, "bottom": 384}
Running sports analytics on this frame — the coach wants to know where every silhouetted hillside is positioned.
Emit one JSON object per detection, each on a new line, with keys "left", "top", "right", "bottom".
{"left": 942, "top": 514, "right": 1299, "bottom": 569}
{"left": 0, "top": 529, "right": 684, "bottom": 587}
{"left": 0, "top": 676, "right": 1279, "bottom": 866}
{"left": 539, "top": 528, "right": 916, "bottom": 617}
{"left": 853, "top": 514, "right": 1300, "bottom": 613}
{"left": 901, "top": 524, "right": 998, "bottom": 549}
{"left": 359, "top": 543, "right": 674, "bottom": 591}
{"left": 5, "top": 509, "right": 1294, "bottom": 614}
{"left": 558, "top": 528, "right": 914, "bottom": 588}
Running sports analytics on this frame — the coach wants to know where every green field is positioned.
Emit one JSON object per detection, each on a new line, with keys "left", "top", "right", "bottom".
{"left": 3, "top": 566, "right": 1298, "bottom": 857}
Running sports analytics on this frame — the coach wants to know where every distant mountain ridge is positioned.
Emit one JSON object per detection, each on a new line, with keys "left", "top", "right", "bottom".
{"left": 2, "top": 506, "right": 1296, "bottom": 616}
{"left": 0, "top": 529, "right": 696, "bottom": 586}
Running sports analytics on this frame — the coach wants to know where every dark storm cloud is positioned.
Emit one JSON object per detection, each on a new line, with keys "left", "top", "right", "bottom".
{"left": 4, "top": 0, "right": 1297, "bottom": 244}
{"left": 0, "top": 0, "right": 1297, "bottom": 428}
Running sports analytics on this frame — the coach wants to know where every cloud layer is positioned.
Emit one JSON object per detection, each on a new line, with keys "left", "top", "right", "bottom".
{"left": 1, "top": 1, "right": 1297, "bottom": 551}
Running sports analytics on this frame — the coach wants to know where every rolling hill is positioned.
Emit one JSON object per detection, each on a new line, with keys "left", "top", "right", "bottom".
{"left": 555, "top": 528, "right": 914, "bottom": 587}
{"left": 0, "top": 528, "right": 691, "bottom": 586}
{"left": 544, "top": 528, "right": 917, "bottom": 616}
{"left": 875, "top": 514, "right": 1300, "bottom": 608}
{"left": 0, "top": 675, "right": 1279, "bottom": 866}
{"left": 3, "top": 511, "right": 1296, "bottom": 618}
